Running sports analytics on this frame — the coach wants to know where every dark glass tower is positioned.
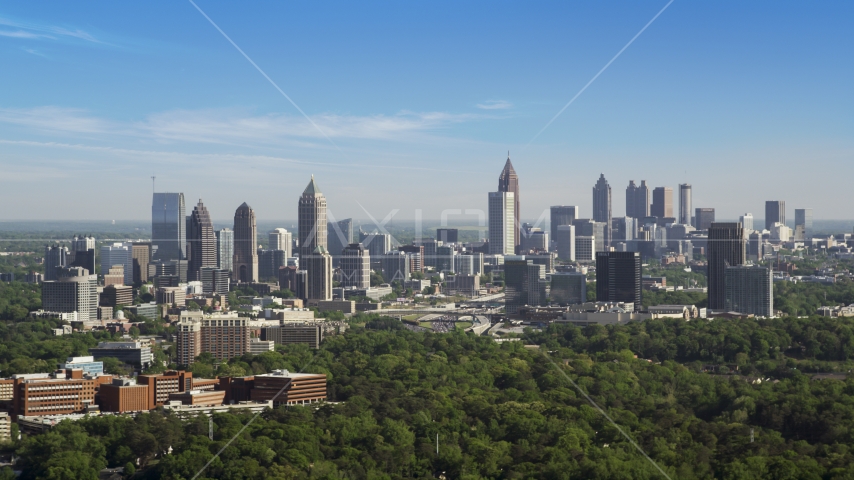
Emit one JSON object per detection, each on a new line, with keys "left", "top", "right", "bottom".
{"left": 595, "top": 251, "right": 642, "bottom": 311}
{"left": 186, "top": 199, "right": 216, "bottom": 282}
{"left": 592, "top": 174, "right": 612, "bottom": 246}
{"left": 152, "top": 192, "right": 186, "bottom": 261}
{"left": 233, "top": 202, "right": 258, "bottom": 283}
{"left": 707, "top": 222, "right": 746, "bottom": 310}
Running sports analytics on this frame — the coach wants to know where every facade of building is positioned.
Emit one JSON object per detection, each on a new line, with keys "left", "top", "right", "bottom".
{"left": 489, "top": 191, "right": 516, "bottom": 255}
{"left": 795, "top": 208, "right": 813, "bottom": 239}
{"left": 298, "top": 176, "right": 328, "bottom": 257}
{"left": 575, "top": 236, "right": 595, "bottom": 262}
{"left": 101, "top": 242, "right": 134, "bottom": 285}
{"left": 327, "top": 219, "right": 352, "bottom": 260}
{"left": 611, "top": 217, "right": 635, "bottom": 243}
{"left": 99, "top": 378, "right": 151, "bottom": 413}
{"left": 592, "top": 174, "right": 612, "bottom": 247}
{"left": 304, "top": 247, "right": 333, "bottom": 301}
{"left": 41, "top": 267, "right": 98, "bottom": 322}
{"left": 550, "top": 272, "right": 587, "bottom": 305}
{"left": 11, "top": 371, "right": 111, "bottom": 417}
{"left": 89, "top": 341, "right": 153, "bottom": 367}
{"left": 44, "top": 245, "right": 68, "bottom": 282}
{"left": 765, "top": 201, "right": 786, "bottom": 231}
{"left": 187, "top": 200, "right": 217, "bottom": 282}
{"left": 340, "top": 243, "right": 371, "bottom": 288}
{"left": 262, "top": 324, "right": 324, "bottom": 349}
{"left": 739, "top": 213, "right": 754, "bottom": 232}
{"left": 694, "top": 208, "right": 716, "bottom": 231}
{"left": 258, "top": 249, "right": 287, "bottom": 281}
{"left": 100, "top": 285, "right": 133, "bottom": 308}
{"left": 435, "top": 245, "right": 456, "bottom": 274}
{"left": 436, "top": 228, "right": 459, "bottom": 244}
{"left": 549, "top": 206, "right": 579, "bottom": 247}
{"left": 233, "top": 203, "right": 259, "bottom": 283}
{"left": 152, "top": 192, "right": 186, "bottom": 261}
{"left": 626, "top": 180, "right": 650, "bottom": 220}
{"left": 651, "top": 187, "right": 673, "bottom": 219}
{"left": 216, "top": 228, "right": 234, "bottom": 272}
{"left": 725, "top": 264, "right": 773, "bottom": 317}
{"left": 382, "top": 250, "right": 410, "bottom": 283}
{"left": 504, "top": 256, "right": 547, "bottom": 314}
{"left": 58, "top": 356, "right": 104, "bottom": 376}
{"left": 131, "top": 243, "right": 151, "bottom": 284}
{"left": 250, "top": 370, "right": 327, "bottom": 406}
{"left": 678, "top": 184, "right": 692, "bottom": 226}
{"left": 268, "top": 228, "right": 293, "bottom": 258}
{"left": 707, "top": 222, "right": 746, "bottom": 310}
{"left": 200, "top": 267, "right": 230, "bottom": 295}
{"left": 137, "top": 370, "right": 193, "bottom": 407}
{"left": 555, "top": 225, "right": 575, "bottom": 261}
{"left": 498, "top": 156, "right": 520, "bottom": 252}
{"left": 596, "top": 251, "right": 642, "bottom": 312}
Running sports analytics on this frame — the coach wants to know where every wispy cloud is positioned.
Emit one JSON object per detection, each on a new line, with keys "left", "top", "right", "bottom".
{"left": 0, "top": 17, "right": 99, "bottom": 43}
{"left": 476, "top": 100, "right": 513, "bottom": 110}
{"left": 22, "top": 47, "right": 48, "bottom": 58}
{"left": 0, "top": 106, "right": 489, "bottom": 145}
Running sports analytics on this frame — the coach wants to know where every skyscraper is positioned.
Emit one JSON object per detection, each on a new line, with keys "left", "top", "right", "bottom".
{"left": 678, "top": 184, "right": 692, "bottom": 225}
{"left": 626, "top": 180, "right": 650, "bottom": 219}
{"left": 304, "top": 247, "right": 332, "bottom": 301}
{"left": 298, "top": 176, "right": 328, "bottom": 256}
{"left": 504, "top": 256, "right": 547, "bottom": 314}
{"left": 765, "top": 201, "right": 786, "bottom": 231}
{"left": 795, "top": 209, "right": 813, "bottom": 239}
{"left": 739, "top": 213, "right": 754, "bottom": 232}
{"left": 592, "top": 174, "right": 612, "bottom": 246}
{"left": 498, "top": 156, "right": 520, "bottom": 252}
{"left": 327, "top": 219, "right": 352, "bottom": 259}
{"left": 725, "top": 264, "right": 773, "bottom": 317}
{"left": 595, "top": 252, "right": 642, "bottom": 312}
{"left": 488, "top": 191, "right": 515, "bottom": 255}
{"left": 340, "top": 243, "right": 370, "bottom": 288}
{"left": 549, "top": 206, "right": 579, "bottom": 246}
{"left": 131, "top": 243, "right": 151, "bottom": 285}
{"left": 100, "top": 242, "right": 133, "bottom": 285}
{"left": 216, "top": 228, "right": 234, "bottom": 272}
{"left": 707, "top": 222, "right": 746, "bottom": 310}
{"left": 694, "top": 208, "right": 716, "bottom": 231}
{"left": 269, "top": 228, "right": 293, "bottom": 258}
{"left": 555, "top": 225, "right": 575, "bottom": 261}
{"left": 41, "top": 267, "right": 99, "bottom": 322}
{"left": 651, "top": 187, "right": 673, "bottom": 219}
{"left": 186, "top": 200, "right": 216, "bottom": 282}
{"left": 232, "top": 203, "right": 258, "bottom": 283}
{"left": 151, "top": 193, "right": 186, "bottom": 261}
{"left": 44, "top": 245, "right": 68, "bottom": 282}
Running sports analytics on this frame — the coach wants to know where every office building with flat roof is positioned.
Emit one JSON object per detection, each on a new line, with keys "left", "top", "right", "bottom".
{"left": 678, "top": 184, "right": 692, "bottom": 226}
{"left": 708, "top": 222, "right": 746, "bottom": 310}
{"left": 596, "top": 252, "right": 642, "bottom": 312}
{"left": 152, "top": 192, "right": 186, "bottom": 261}
{"left": 725, "top": 264, "right": 773, "bottom": 317}
{"left": 550, "top": 272, "right": 587, "bottom": 305}
{"left": 765, "top": 201, "right": 786, "bottom": 231}
{"left": 651, "top": 187, "right": 673, "bottom": 219}
{"left": 216, "top": 228, "right": 234, "bottom": 272}
{"left": 550, "top": 205, "right": 579, "bottom": 247}
{"left": 795, "top": 208, "right": 813, "bottom": 239}
{"left": 489, "top": 191, "right": 515, "bottom": 255}
{"left": 555, "top": 225, "right": 575, "bottom": 261}
{"left": 695, "top": 208, "right": 716, "bottom": 231}
{"left": 268, "top": 228, "right": 293, "bottom": 258}
{"left": 233, "top": 203, "right": 259, "bottom": 283}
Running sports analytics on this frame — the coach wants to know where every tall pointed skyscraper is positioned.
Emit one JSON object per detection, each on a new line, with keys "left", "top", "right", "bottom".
{"left": 187, "top": 199, "right": 217, "bottom": 281}
{"left": 498, "top": 155, "right": 520, "bottom": 252}
{"left": 232, "top": 202, "right": 258, "bottom": 283}
{"left": 592, "top": 174, "right": 612, "bottom": 246}
{"left": 298, "top": 175, "right": 328, "bottom": 257}
{"left": 299, "top": 176, "right": 332, "bottom": 300}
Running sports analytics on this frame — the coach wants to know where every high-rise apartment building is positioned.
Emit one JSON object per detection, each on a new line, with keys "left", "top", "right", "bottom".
{"left": 216, "top": 228, "right": 234, "bottom": 272}
{"left": 549, "top": 206, "right": 579, "bottom": 246}
{"left": 739, "top": 213, "right": 754, "bottom": 232}
{"left": 340, "top": 243, "right": 370, "bottom": 288}
{"left": 555, "top": 225, "right": 575, "bottom": 261}
{"left": 488, "top": 191, "right": 515, "bottom": 255}
{"left": 725, "top": 264, "right": 773, "bottom": 317}
{"left": 651, "top": 187, "right": 673, "bottom": 219}
{"left": 151, "top": 192, "right": 186, "bottom": 261}
{"left": 100, "top": 242, "right": 133, "bottom": 285}
{"left": 694, "top": 208, "right": 716, "bottom": 231}
{"left": 504, "top": 256, "right": 547, "bottom": 314}
{"left": 626, "top": 180, "right": 650, "bottom": 219}
{"left": 176, "top": 313, "right": 250, "bottom": 364}
{"left": 795, "top": 209, "right": 813, "bottom": 239}
{"left": 707, "top": 222, "right": 746, "bottom": 310}
{"left": 186, "top": 200, "right": 216, "bottom": 282}
{"left": 268, "top": 228, "right": 293, "bottom": 258}
{"left": 498, "top": 156, "right": 520, "bottom": 251}
{"left": 592, "top": 174, "right": 612, "bottom": 246}
{"left": 765, "top": 201, "right": 786, "bottom": 231}
{"left": 232, "top": 203, "right": 258, "bottom": 283}
{"left": 326, "top": 219, "right": 352, "bottom": 259}
{"left": 679, "top": 184, "right": 692, "bottom": 225}
{"left": 596, "top": 252, "right": 642, "bottom": 311}
{"left": 41, "top": 267, "right": 99, "bottom": 321}
{"left": 44, "top": 245, "right": 68, "bottom": 281}
{"left": 298, "top": 176, "right": 328, "bottom": 257}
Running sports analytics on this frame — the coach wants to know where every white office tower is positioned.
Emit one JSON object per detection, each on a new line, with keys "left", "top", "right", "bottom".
{"left": 488, "top": 191, "right": 515, "bottom": 255}
{"left": 739, "top": 213, "right": 754, "bottom": 232}
{"left": 575, "top": 236, "right": 595, "bottom": 262}
{"left": 455, "top": 254, "right": 474, "bottom": 276}
{"left": 340, "top": 243, "right": 370, "bottom": 288}
{"left": 268, "top": 228, "right": 293, "bottom": 259}
{"left": 556, "top": 225, "right": 576, "bottom": 261}
{"left": 41, "top": 267, "right": 99, "bottom": 321}
{"left": 100, "top": 242, "right": 133, "bottom": 285}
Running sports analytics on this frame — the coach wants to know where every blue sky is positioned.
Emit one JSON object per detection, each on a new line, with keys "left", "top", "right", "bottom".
{"left": 0, "top": 1, "right": 852, "bottom": 222}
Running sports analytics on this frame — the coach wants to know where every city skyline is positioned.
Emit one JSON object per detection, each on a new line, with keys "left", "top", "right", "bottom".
{"left": 0, "top": 3, "right": 852, "bottom": 220}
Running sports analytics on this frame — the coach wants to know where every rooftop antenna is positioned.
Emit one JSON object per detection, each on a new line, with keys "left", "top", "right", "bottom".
{"left": 151, "top": 176, "right": 156, "bottom": 194}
